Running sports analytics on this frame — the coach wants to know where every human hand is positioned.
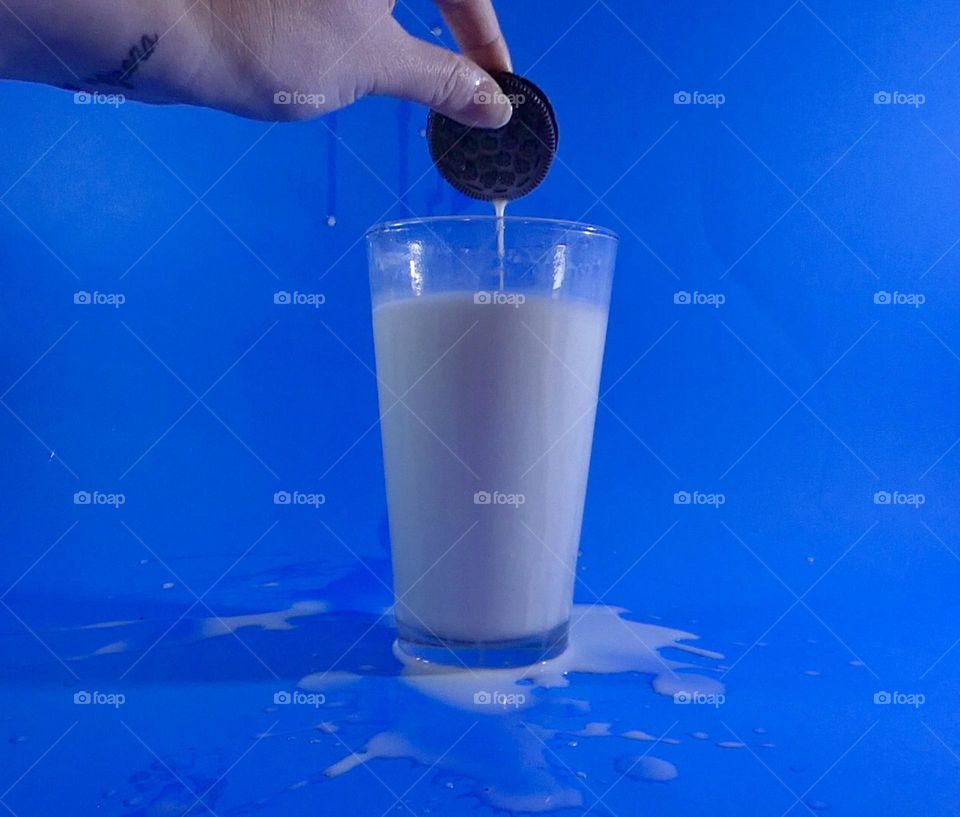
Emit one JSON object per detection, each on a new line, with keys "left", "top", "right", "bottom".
{"left": 196, "top": 0, "right": 514, "bottom": 126}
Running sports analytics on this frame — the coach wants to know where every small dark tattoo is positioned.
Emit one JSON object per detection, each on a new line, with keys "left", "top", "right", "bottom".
{"left": 83, "top": 33, "right": 160, "bottom": 90}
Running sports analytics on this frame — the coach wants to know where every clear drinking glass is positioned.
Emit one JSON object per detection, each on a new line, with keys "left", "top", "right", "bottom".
{"left": 366, "top": 216, "right": 617, "bottom": 667}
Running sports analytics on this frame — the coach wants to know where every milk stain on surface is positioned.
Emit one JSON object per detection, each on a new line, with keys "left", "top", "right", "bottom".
{"left": 66, "top": 601, "right": 729, "bottom": 812}
{"left": 312, "top": 605, "right": 726, "bottom": 812}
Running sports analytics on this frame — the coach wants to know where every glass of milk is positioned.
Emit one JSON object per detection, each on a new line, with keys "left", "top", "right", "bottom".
{"left": 367, "top": 217, "right": 617, "bottom": 667}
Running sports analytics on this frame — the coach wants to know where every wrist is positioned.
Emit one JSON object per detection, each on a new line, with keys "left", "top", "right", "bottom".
{"left": 0, "top": 0, "right": 213, "bottom": 103}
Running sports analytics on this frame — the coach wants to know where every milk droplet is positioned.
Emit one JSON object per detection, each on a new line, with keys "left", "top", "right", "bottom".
{"left": 574, "top": 723, "right": 610, "bottom": 737}
{"left": 615, "top": 755, "right": 678, "bottom": 783}
{"left": 621, "top": 730, "right": 680, "bottom": 745}
{"left": 326, "top": 215, "right": 336, "bottom": 227}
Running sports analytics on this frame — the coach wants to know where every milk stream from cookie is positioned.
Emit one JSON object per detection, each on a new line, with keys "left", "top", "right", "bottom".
{"left": 494, "top": 198, "right": 507, "bottom": 290}
{"left": 372, "top": 292, "right": 608, "bottom": 642}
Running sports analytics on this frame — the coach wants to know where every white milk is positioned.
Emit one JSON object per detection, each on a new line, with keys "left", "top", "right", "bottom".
{"left": 372, "top": 291, "right": 609, "bottom": 643}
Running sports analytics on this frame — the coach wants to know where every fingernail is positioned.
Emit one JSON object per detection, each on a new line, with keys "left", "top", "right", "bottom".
{"left": 458, "top": 76, "right": 513, "bottom": 129}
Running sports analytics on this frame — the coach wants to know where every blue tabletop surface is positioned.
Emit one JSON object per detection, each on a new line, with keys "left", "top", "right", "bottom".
{"left": 2, "top": 0, "right": 959, "bottom": 813}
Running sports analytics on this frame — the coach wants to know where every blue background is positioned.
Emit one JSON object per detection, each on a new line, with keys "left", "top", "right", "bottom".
{"left": 2, "top": 0, "right": 959, "bottom": 813}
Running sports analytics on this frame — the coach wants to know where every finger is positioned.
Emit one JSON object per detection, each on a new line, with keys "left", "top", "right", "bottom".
{"left": 370, "top": 25, "right": 512, "bottom": 127}
{"left": 433, "top": 0, "right": 511, "bottom": 72}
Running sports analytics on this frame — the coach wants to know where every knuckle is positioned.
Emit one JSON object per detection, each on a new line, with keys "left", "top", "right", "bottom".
{"left": 430, "top": 57, "right": 468, "bottom": 109}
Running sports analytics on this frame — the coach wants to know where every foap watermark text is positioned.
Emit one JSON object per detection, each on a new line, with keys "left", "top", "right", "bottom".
{"left": 474, "top": 490, "right": 525, "bottom": 508}
{"left": 274, "top": 490, "right": 325, "bottom": 507}
{"left": 74, "top": 690, "right": 125, "bottom": 708}
{"left": 673, "top": 691, "right": 725, "bottom": 707}
{"left": 74, "top": 91, "right": 126, "bottom": 107}
{"left": 74, "top": 290, "right": 125, "bottom": 308}
{"left": 674, "top": 490, "right": 725, "bottom": 507}
{"left": 674, "top": 90, "right": 725, "bottom": 107}
{"left": 274, "top": 90, "right": 326, "bottom": 108}
{"left": 475, "top": 90, "right": 525, "bottom": 106}
{"left": 474, "top": 291, "right": 525, "bottom": 307}
{"left": 274, "top": 690, "right": 325, "bottom": 707}
{"left": 274, "top": 290, "right": 325, "bottom": 308}
{"left": 74, "top": 490, "right": 125, "bottom": 508}
{"left": 674, "top": 290, "right": 725, "bottom": 308}
{"left": 874, "top": 91, "right": 925, "bottom": 108}
{"left": 874, "top": 490, "right": 924, "bottom": 507}
{"left": 473, "top": 690, "right": 525, "bottom": 708}
{"left": 874, "top": 690, "right": 925, "bottom": 707}
{"left": 874, "top": 290, "right": 924, "bottom": 308}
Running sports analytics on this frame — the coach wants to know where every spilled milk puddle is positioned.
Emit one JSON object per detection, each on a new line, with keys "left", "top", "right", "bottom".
{"left": 9, "top": 601, "right": 741, "bottom": 814}
{"left": 306, "top": 605, "right": 725, "bottom": 811}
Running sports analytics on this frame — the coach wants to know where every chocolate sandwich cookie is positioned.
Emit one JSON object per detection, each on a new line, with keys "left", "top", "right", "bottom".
{"left": 427, "top": 71, "right": 558, "bottom": 201}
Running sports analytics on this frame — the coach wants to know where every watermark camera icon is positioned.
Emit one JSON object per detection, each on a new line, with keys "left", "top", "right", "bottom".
{"left": 74, "top": 491, "right": 91, "bottom": 505}
{"left": 674, "top": 91, "right": 692, "bottom": 105}
{"left": 274, "top": 491, "right": 291, "bottom": 505}
{"left": 673, "top": 691, "right": 692, "bottom": 703}
{"left": 874, "top": 491, "right": 891, "bottom": 505}
{"left": 474, "top": 291, "right": 492, "bottom": 305}
{"left": 473, "top": 691, "right": 492, "bottom": 704}
{"left": 673, "top": 491, "right": 691, "bottom": 505}
{"left": 74, "top": 91, "right": 92, "bottom": 105}
{"left": 74, "top": 291, "right": 92, "bottom": 305}
{"left": 274, "top": 291, "right": 292, "bottom": 305}
{"left": 74, "top": 691, "right": 92, "bottom": 704}
{"left": 474, "top": 491, "right": 491, "bottom": 505}
{"left": 274, "top": 91, "right": 292, "bottom": 105}
{"left": 674, "top": 291, "right": 691, "bottom": 304}
{"left": 874, "top": 91, "right": 892, "bottom": 105}
{"left": 274, "top": 690, "right": 292, "bottom": 704}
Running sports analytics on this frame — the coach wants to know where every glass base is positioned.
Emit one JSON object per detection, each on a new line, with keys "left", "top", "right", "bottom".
{"left": 395, "top": 619, "right": 569, "bottom": 668}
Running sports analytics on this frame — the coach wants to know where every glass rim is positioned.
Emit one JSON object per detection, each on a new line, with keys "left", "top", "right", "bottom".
{"left": 365, "top": 215, "right": 619, "bottom": 242}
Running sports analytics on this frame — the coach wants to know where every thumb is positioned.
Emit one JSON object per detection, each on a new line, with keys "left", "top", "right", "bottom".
{"left": 370, "top": 28, "right": 512, "bottom": 128}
